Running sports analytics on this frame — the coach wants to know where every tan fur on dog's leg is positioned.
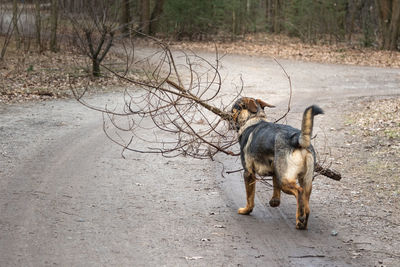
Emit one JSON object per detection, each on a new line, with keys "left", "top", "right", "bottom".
{"left": 281, "top": 179, "right": 308, "bottom": 230}
{"left": 295, "top": 188, "right": 307, "bottom": 230}
{"left": 298, "top": 153, "right": 314, "bottom": 229}
{"left": 238, "top": 171, "right": 256, "bottom": 215}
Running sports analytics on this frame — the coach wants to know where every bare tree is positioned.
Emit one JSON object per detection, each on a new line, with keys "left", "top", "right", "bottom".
{"left": 12, "top": 0, "right": 21, "bottom": 49}
{"left": 34, "top": 0, "right": 42, "bottom": 52}
{"left": 1, "top": 1, "right": 22, "bottom": 60}
{"left": 139, "top": 0, "right": 150, "bottom": 34}
{"left": 69, "top": 0, "right": 121, "bottom": 77}
{"left": 50, "top": 0, "right": 59, "bottom": 52}
{"left": 376, "top": 0, "right": 400, "bottom": 50}
{"left": 149, "top": 0, "right": 166, "bottom": 35}
{"left": 272, "top": 0, "right": 282, "bottom": 33}
{"left": 120, "top": 0, "right": 131, "bottom": 35}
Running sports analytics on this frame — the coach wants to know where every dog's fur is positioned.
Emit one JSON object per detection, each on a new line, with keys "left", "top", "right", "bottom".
{"left": 231, "top": 97, "right": 323, "bottom": 230}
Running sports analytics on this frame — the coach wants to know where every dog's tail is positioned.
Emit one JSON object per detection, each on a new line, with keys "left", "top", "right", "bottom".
{"left": 298, "top": 105, "right": 324, "bottom": 148}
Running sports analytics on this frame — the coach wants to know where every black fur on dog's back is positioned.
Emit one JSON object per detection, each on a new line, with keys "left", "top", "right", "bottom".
{"left": 239, "top": 122, "right": 306, "bottom": 175}
{"left": 239, "top": 105, "right": 323, "bottom": 155}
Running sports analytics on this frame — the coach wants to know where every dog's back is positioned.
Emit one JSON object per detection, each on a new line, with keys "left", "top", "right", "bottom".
{"left": 239, "top": 121, "right": 310, "bottom": 176}
{"left": 240, "top": 105, "right": 323, "bottom": 154}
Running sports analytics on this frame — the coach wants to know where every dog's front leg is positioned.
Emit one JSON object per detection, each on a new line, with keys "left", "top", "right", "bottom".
{"left": 238, "top": 170, "right": 256, "bottom": 215}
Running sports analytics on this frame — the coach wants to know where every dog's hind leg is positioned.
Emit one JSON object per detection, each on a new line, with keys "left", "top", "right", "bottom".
{"left": 238, "top": 170, "right": 256, "bottom": 215}
{"left": 298, "top": 153, "right": 315, "bottom": 229}
{"left": 269, "top": 175, "right": 281, "bottom": 207}
{"left": 296, "top": 184, "right": 308, "bottom": 230}
{"left": 280, "top": 178, "right": 307, "bottom": 229}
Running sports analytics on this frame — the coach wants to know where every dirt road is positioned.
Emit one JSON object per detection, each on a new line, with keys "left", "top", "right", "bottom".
{"left": 1, "top": 52, "right": 399, "bottom": 266}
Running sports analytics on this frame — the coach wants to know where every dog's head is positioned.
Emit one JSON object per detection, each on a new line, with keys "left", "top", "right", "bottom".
{"left": 230, "top": 97, "right": 275, "bottom": 131}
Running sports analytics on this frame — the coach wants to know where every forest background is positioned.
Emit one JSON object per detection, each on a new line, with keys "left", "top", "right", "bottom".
{"left": 0, "top": 0, "right": 399, "bottom": 101}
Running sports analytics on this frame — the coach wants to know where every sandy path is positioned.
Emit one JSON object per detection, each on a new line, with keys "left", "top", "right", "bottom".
{"left": 1, "top": 52, "right": 399, "bottom": 266}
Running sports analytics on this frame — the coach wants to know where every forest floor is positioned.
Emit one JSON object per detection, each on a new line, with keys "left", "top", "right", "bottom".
{"left": 170, "top": 33, "right": 400, "bottom": 68}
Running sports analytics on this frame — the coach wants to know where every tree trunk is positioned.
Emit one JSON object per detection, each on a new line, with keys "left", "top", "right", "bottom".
{"left": 388, "top": 0, "right": 400, "bottom": 50}
{"left": 347, "top": 0, "right": 362, "bottom": 43}
{"left": 140, "top": 0, "right": 150, "bottom": 34}
{"left": 84, "top": 28, "right": 114, "bottom": 77}
{"left": 66, "top": 0, "right": 74, "bottom": 13}
{"left": 12, "top": 0, "right": 21, "bottom": 49}
{"left": 149, "top": 0, "right": 165, "bottom": 35}
{"left": 92, "top": 58, "right": 101, "bottom": 77}
{"left": 1, "top": 5, "right": 16, "bottom": 60}
{"left": 34, "top": 0, "right": 42, "bottom": 51}
{"left": 272, "top": 0, "right": 281, "bottom": 33}
{"left": 232, "top": 9, "right": 236, "bottom": 40}
{"left": 50, "top": 0, "right": 59, "bottom": 52}
{"left": 266, "top": 0, "right": 272, "bottom": 32}
{"left": 120, "top": 0, "right": 131, "bottom": 35}
{"left": 376, "top": 0, "right": 400, "bottom": 50}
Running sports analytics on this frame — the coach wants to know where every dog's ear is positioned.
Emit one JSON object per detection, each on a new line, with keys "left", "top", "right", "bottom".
{"left": 256, "top": 99, "right": 275, "bottom": 109}
{"left": 246, "top": 98, "right": 258, "bottom": 113}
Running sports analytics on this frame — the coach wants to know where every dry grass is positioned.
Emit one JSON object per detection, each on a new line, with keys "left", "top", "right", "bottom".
{"left": 348, "top": 98, "right": 400, "bottom": 142}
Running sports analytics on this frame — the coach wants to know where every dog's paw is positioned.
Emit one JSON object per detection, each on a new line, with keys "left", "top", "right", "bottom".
{"left": 296, "top": 222, "right": 307, "bottom": 230}
{"left": 296, "top": 216, "right": 308, "bottom": 230}
{"left": 269, "top": 198, "right": 280, "bottom": 207}
{"left": 238, "top": 207, "right": 253, "bottom": 215}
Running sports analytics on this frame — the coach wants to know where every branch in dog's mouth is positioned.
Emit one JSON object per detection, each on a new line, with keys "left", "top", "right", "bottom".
{"left": 71, "top": 35, "right": 341, "bottom": 181}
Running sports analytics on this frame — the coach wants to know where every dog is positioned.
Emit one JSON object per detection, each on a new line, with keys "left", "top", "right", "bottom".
{"left": 231, "top": 97, "right": 323, "bottom": 230}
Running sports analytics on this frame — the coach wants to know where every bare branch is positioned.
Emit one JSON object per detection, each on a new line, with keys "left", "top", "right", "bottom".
{"left": 72, "top": 36, "right": 340, "bottom": 180}
{"left": 273, "top": 58, "right": 292, "bottom": 123}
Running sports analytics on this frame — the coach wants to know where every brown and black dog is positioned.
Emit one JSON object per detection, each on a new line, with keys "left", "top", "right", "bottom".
{"left": 231, "top": 97, "right": 323, "bottom": 230}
